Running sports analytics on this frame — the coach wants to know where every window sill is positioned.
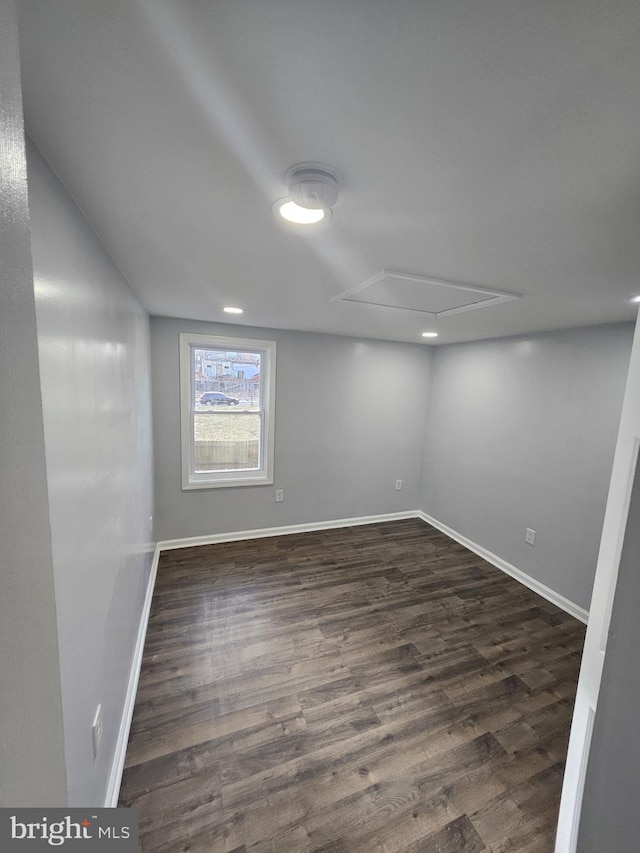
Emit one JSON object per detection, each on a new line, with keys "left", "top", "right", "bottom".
{"left": 182, "top": 472, "right": 273, "bottom": 490}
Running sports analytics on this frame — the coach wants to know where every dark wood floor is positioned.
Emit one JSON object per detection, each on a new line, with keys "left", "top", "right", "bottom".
{"left": 119, "top": 519, "right": 585, "bottom": 853}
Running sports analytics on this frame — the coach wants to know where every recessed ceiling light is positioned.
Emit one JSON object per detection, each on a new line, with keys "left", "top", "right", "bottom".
{"left": 629, "top": 295, "right": 640, "bottom": 303}
{"left": 223, "top": 306, "right": 244, "bottom": 314}
{"left": 421, "top": 331, "right": 438, "bottom": 338}
{"left": 275, "top": 199, "right": 325, "bottom": 225}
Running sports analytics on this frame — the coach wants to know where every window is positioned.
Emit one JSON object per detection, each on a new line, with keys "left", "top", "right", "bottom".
{"left": 179, "top": 334, "right": 276, "bottom": 489}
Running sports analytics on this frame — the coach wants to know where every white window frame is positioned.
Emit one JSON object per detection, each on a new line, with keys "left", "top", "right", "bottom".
{"left": 179, "top": 333, "right": 276, "bottom": 489}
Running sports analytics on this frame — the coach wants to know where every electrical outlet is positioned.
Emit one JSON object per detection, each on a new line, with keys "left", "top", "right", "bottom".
{"left": 92, "top": 704, "right": 103, "bottom": 760}
{"left": 395, "top": 480, "right": 403, "bottom": 491}
{"left": 275, "top": 489, "right": 284, "bottom": 502}
{"left": 525, "top": 528, "right": 536, "bottom": 546}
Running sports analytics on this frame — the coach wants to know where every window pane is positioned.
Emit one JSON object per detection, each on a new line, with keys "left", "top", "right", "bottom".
{"left": 193, "top": 347, "right": 261, "bottom": 410}
{"left": 181, "top": 333, "right": 275, "bottom": 489}
{"left": 193, "top": 412, "right": 261, "bottom": 472}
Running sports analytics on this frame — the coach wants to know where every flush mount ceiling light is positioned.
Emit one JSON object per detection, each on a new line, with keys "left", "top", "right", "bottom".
{"left": 421, "top": 332, "right": 438, "bottom": 338}
{"left": 274, "top": 162, "right": 341, "bottom": 225}
{"left": 629, "top": 295, "right": 640, "bottom": 303}
{"left": 275, "top": 200, "right": 326, "bottom": 224}
{"left": 285, "top": 162, "right": 341, "bottom": 209}
{"left": 223, "top": 306, "right": 244, "bottom": 314}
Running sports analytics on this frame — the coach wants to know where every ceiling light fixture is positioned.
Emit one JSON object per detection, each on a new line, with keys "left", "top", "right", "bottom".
{"left": 276, "top": 200, "right": 325, "bottom": 225}
{"left": 274, "top": 162, "right": 341, "bottom": 225}
{"left": 285, "top": 162, "right": 341, "bottom": 209}
{"left": 223, "top": 306, "right": 244, "bottom": 314}
{"left": 422, "top": 331, "right": 438, "bottom": 338}
{"left": 629, "top": 295, "right": 640, "bottom": 304}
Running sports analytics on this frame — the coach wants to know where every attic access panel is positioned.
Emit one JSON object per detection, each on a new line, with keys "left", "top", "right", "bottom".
{"left": 332, "top": 270, "right": 519, "bottom": 316}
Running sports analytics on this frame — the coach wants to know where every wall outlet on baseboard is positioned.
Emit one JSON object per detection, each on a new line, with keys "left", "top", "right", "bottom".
{"left": 395, "top": 480, "right": 403, "bottom": 491}
{"left": 525, "top": 528, "right": 536, "bottom": 546}
{"left": 275, "top": 489, "right": 284, "bottom": 502}
{"left": 92, "top": 704, "right": 103, "bottom": 760}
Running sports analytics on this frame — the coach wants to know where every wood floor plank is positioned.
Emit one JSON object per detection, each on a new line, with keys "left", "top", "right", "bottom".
{"left": 401, "top": 815, "right": 487, "bottom": 853}
{"left": 119, "top": 519, "right": 584, "bottom": 852}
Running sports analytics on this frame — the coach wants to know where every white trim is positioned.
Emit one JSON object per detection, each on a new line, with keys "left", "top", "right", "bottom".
{"left": 557, "top": 309, "right": 640, "bottom": 852}
{"left": 104, "top": 543, "right": 161, "bottom": 808}
{"left": 598, "top": 436, "right": 640, "bottom": 651}
{"left": 157, "top": 511, "right": 420, "bottom": 551}
{"left": 567, "top": 704, "right": 595, "bottom": 852}
{"left": 157, "top": 510, "right": 587, "bottom": 623}
{"left": 417, "top": 512, "right": 589, "bottom": 624}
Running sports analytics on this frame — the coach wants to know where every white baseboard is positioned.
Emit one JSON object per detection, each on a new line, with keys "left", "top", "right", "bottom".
{"left": 417, "top": 512, "right": 589, "bottom": 624}
{"left": 104, "top": 543, "right": 161, "bottom": 807}
{"left": 158, "top": 510, "right": 588, "bottom": 623}
{"left": 156, "top": 510, "right": 420, "bottom": 551}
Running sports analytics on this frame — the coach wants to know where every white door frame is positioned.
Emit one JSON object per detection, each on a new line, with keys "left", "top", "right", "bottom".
{"left": 556, "top": 313, "right": 640, "bottom": 852}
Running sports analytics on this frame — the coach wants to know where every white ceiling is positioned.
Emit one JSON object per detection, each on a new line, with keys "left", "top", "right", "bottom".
{"left": 17, "top": 0, "right": 640, "bottom": 345}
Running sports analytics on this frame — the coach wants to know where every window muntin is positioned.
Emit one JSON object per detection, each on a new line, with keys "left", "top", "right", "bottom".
{"left": 180, "top": 334, "right": 276, "bottom": 489}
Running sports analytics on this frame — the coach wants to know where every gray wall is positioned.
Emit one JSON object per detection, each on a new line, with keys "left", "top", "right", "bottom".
{"left": 420, "top": 323, "right": 633, "bottom": 611}
{"left": 577, "top": 455, "right": 640, "bottom": 851}
{"left": 28, "top": 143, "right": 154, "bottom": 806}
{"left": 0, "top": 0, "right": 67, "bottom": 806}
{"left": 152, "top": 317, "right": 431, "bottom": 541}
